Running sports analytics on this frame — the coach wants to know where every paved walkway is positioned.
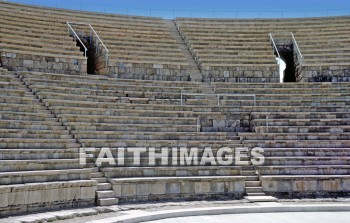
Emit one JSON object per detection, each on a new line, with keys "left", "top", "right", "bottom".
{"left": 146, "top": 212, "right": 350, "bottom": 223}
{"left": 2, "top": 199, "right": 350, "bottom": 223}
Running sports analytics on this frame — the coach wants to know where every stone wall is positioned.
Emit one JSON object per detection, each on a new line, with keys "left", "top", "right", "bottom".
{"left": 0, "top": 51, "right": 87, "bottom": 75}
{"left": 200, "top": 65, "right": 280, "bottom": 83}
{"left": 301, "top": 65, "right": 350, "bottom": 82}
{"left": 261, "top": 176, "right": 350, "bottom": 199}
{"left": 0, "top": 180, "right": 97, "bottom": 217}
{"left": 105, "top": 62, "right": 191, "bottom": 81}
{"left": 111, "top": 177, "right": 245, "bottom": 203}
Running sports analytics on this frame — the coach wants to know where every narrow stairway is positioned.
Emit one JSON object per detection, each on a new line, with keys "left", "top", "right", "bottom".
{"left": 164, "top": 19, "right": 203, "bottom": 82}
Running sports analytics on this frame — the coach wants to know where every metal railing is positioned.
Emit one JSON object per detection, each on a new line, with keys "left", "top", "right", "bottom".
{"left": 269, "top": 32, "right": 303, "bottom": 65}
{"left": 269, "top": 33, "right": 281, "bottom": 60}
{"left": 180, "top": 92, "right": 256, "bottom": 107}
{"left": 291, "top": 32, "right": 303, "bottom": 64}
{"left": 66, "top": 22, "right": 87, "bottom": 57}
{"left": 89, "top": 24, "right": 109, "bottom": 68}
{"left": 67, "top": 22, "right": 109, "bottom": 68}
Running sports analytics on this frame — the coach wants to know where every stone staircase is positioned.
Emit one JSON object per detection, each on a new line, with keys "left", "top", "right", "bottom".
{"left": 90, "top": 167, "right": 118, "bottom": 206}
{"left": 164, "top": 19, "right": 203, "bottom": 82}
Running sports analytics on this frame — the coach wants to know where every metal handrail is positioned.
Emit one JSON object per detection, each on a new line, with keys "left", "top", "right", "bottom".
{"left": 66, "top": 22, "right": 87, "bottom": 57}
{"left": 180, "top": 92, "right": 256, "bottom": 107}
{"left": 89, "top": 24, "right": 109, "bottom": 68}
{"left": 291, "top": 32, "right": 303, "bottom": 62}
{"left": 89, "top": 24, "right": 109, "bottom": 53}
{"left": 269, "top": 33, "right": 281, "bottom": 59}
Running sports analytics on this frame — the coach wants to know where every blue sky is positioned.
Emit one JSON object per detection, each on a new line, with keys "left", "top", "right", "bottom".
{"left": 8, "top": 0, "right": 350, "bottom": 18}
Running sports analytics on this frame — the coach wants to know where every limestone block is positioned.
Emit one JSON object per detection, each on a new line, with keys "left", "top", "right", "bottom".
{"left": 122, "top": 184, "right": 136, "bottom": 196}
{"left": 136, "top": 183, "right": 151, "bottom": 196}
{"left": 80, "top": 186, "right": 96, "bottom": 200}
{"left": 293, "top": 180, "right": 318, "bottom": 192}
{"left": 112, "top": 184, "right": 122, "bottom": 197}
{"left": 8, "top": 191, "right": 26, "bottom": 206}
{"left": 323, "top": 179, "right": 341, "bottom": 191}
{"left": 153, "top": 64, "right": 163, "bottom": 69}
{"left": 23, "top": 60, "right": 34, "bottom": 68}
{"left": 211, "top": 182, "right": 225, "bottom": 193}
{"left": 195, "top": 181, "right": 210, "bottom": 194}
{"left": 0, "top": 193, "right": 9, "bottom": 208}
{"left": 166, "top": 182, "right": 180, "bottom": 194}
{"left": 262, "top": 180, "right": 277, "bottom": 192}
{"left": 151, "top": 182, "right": 165, "bottom": 195}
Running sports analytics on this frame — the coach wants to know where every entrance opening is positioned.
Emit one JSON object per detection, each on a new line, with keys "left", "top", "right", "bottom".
{"left": 270, "top": 32, "right": 303, "bottom": 83}
{"left": 67, "top": 22, "right": 109, "bottom": 75}
{"left": 279, "top": 49, "right": 296, "bottom": 82}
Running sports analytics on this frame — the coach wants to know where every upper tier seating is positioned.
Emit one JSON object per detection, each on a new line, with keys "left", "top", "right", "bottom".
{"left": 0, "top": 2, "right": 87, "bottom": 74}
{"left": 176, "top": 17, "right": 350, "bottom": 82}
{"left": 0, "top": 1, "right": 191, "bottom": 80}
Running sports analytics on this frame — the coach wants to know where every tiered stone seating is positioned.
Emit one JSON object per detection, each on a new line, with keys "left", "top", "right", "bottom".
{"left": 20, "top": 71, "right": 248, "bottom": 204}
{"left": 19, "top": 70, "right": 350, "bottom": 202}
{"left": 204, "top": 81, "right": 350, "bottom": 198}
{"left": 0, "top": 69, "right": 96, "bottom": 216}
{"left": 0, "top": 1, "right": 191, "bottom": 80}
{"left": 0, "top": 2, "right": 87, "bottom": 74}
{"left": 176, "top": 17, "right": 350, "bottom": 82}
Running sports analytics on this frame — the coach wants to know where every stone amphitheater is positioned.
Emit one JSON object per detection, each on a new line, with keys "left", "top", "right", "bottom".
{"left": 0, "top": 0, "right": 350, "bottom": 221}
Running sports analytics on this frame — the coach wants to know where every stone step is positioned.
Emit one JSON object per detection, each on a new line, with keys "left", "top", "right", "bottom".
{"left": 0, "top": 169, "right": 90, "bottom": 185}
{"left": 0, "top": 148, "right": 79, "bottom": 160}
{"left": 244, "top": 140, "right": 350, "bottom": 148}
{"left": 246, "top": 192, "right": 266, "bottom": 196}
{"left": 245, "top": 176, "right": 259, "bottom": 181}
{"left": 96, "top": 190, "right": 115, "bottom": 199}
{"left": 91, "top": 172, "right": 104, "bottom": 178}
{"left": 262, "top": 157, "right": 350, "bottom": 165}
{"left": 241, "top": 170, "right": 256, "bottom": 176}
{"left": 240, "top": 133, "right": 350, "bottom": 141}
{"left": 60, "top": 115, "right": 197, "bottom": 125}
{"left": 0, "top": 129, "right": 72, "bottom": 139}
{"left": 73, "top": 131, "right": 231, "bottom": 141}
{"left": 245, "top": 181, "right": 261, "bottom": 187}
{"left": 92, "top": 177, "right": 108, "bottom": 183}
{"left": 0, "top": 120, "right": 67, "bottom": 130}
{"left": 245, "top": 196, "right": 278, "bottom": 202}
{"left": 0, "top": 138, "right": 79, "bottom": 149}
{"left": 68, "top": 122, "right": 198, "bottom": 133}
{"left": 246, "top": 186, "right": 264, "bottom": 193}
{"left": 97, "top": 183, "right": 112, "bottom": 191}
{"left": 97, "top": 198, "right": 118, "bottom": 206}
{"left": 0, "top": 159, "right": 82, "bottom": 172}
{"left": 262, "top": 148, "right": 350, "bottom": 157}
{"left": 254, "top": 125, "right": 350, "bottom": 133}
{"left": 257, "top": 165, "right": 350, "bottom": 175}
{"left": 80, "top": 139, "right": 241, "bottom": 149}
